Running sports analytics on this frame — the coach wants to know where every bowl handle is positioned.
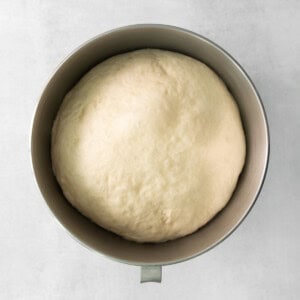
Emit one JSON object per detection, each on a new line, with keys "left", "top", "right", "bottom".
{"left": 140, "top": 265, "right": 162, "bottom": 283}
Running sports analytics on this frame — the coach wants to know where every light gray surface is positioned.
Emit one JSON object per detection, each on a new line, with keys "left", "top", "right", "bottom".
{"left": 0, "top": 0, "right": 299, "bottom": 299}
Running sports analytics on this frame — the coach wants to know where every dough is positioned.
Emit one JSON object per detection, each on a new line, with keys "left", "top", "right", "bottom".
{"left": 51, "top": 49, "right": 246, "bottom": 243}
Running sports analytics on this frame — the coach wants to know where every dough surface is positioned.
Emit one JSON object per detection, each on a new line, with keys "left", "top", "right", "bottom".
{"left": 51, "top": 49, "right": 246, "bottom": 243}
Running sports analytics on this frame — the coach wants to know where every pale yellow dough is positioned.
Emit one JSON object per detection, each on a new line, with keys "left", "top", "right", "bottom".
{"left": 51, "top": 49, "right": 246, "bottom": 243}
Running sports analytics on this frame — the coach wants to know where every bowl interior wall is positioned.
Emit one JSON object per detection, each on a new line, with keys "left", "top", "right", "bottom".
{"left": 31, "top": 26, "right": 268, "bottom": 265}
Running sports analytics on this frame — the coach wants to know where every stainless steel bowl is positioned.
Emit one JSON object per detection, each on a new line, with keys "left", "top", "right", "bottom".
{"left": 31, "top": 24, "right": 269, "bottom": 282}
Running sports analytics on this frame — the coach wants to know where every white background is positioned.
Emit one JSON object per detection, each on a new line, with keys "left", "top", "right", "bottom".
{"left": 1, "top": 1, "right": 299, "bottom": 299}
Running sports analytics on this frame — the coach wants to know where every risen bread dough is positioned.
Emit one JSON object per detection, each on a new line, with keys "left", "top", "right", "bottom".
{"left": 52, "top": 49, "right": 246, "bottom": 243}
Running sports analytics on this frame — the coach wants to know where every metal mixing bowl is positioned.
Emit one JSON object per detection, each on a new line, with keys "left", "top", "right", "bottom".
{"left": 31, "top": 24, "right": 269, "bottom": 282}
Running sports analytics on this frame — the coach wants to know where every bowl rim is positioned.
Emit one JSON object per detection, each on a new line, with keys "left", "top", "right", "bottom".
{"left": 30, "top": 23, "right": 270, "bottom": 266}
